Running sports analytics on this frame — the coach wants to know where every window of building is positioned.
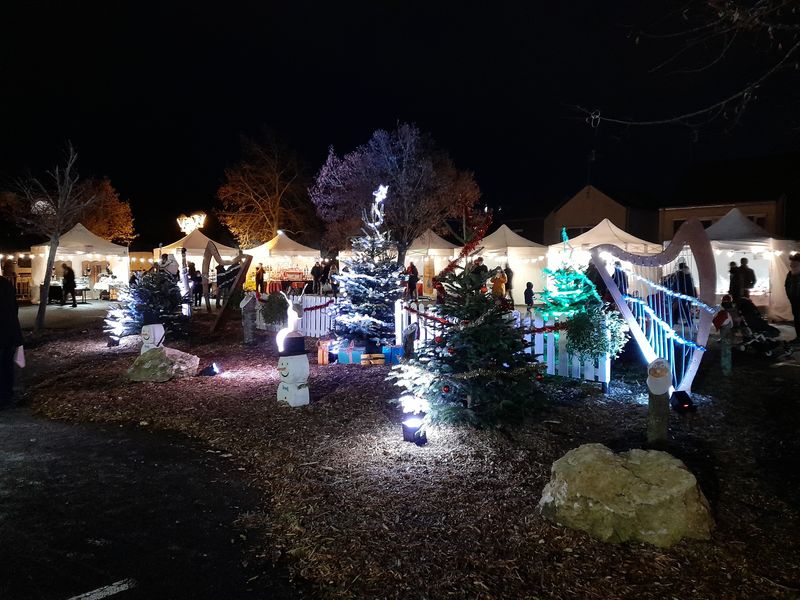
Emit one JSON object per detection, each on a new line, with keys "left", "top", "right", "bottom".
{"left": 672, "top": 219, "right": 686, "bottom": 234}
{"left": 700, "top": 219, "right": 713, "bottom": 229}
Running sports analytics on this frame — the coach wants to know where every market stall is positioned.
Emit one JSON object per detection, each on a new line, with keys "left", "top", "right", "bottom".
{"left": 476, "top": 224, "right": 547, "bottom": 299}
{"left": 30, "top": 223, "right": 130, "bottom": 303}
{"left": 406, "top": 229, "right": 459, "bottom": 296}
{"left": 154, "top": 229, "right": 240, "bottom": 268}
{"left": 244, "top": 231, "right": 321, "bottom": 293}
{"left": 703, "top": 208, "right": 798, "bottom": 320}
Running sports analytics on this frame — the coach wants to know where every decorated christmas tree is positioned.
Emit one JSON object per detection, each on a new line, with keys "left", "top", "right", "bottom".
{"left": 389, "top": 220, "right": 544, "bottom": 427}
{"left": 328, "top": 185, "right": 403, "bottom": 351}
{"left": 540, "top": 228, "right": 629, "bottom": 360}
{"left": 104, "top": 269, "right": 188, "bottom": 344}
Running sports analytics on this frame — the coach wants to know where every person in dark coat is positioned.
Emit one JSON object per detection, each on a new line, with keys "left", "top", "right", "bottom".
{"left": 670, "top": 262, "right": 697, "bottom": 323}
{"left": 785, "top": 254, "right": 800, "bottom": 343}
{"left": 504, "top": 263, "right": 514, "bottom": 304}
{"left": 524, "top": 282, "right": 534, "bottom": 311}
{"left": 61, "top": 263, "right": 77, "bottom": 308}
{"left": 0, "top": 275, "right": 23, "bottom": 408}
{"left": 469, "top": 257, "right": 489, "bottom": 291}
{"left": 191, "top": 268, "right": 204, "bottom": 307}
{"left": 406, "top": 262, "right": 419, "bottom": 301}
{"left": 728, "top": 261, "right": 743, "bottom": 300}
{"left": 255, "top": 263, "right": 266, "bottom": 294}
{"left": 611, "top": 261, "right": 628, "bottom": 296}
{"left": 739, "top": 257, "right": 756, "bottom": 297}
{"left": 310, "top": 261, "right": 323, "bottom": 294}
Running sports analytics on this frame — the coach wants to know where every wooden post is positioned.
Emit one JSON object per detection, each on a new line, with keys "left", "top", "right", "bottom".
{"left": 646, "top": 358, "right": 671, "bottom": 447}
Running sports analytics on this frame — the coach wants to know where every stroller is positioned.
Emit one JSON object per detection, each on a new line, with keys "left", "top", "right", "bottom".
{"left": 727, "top": 296, "right": 786, "bottom": 357}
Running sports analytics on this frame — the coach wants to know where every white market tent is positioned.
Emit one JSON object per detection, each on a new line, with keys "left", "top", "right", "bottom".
{"left": 30, "top": 223, "right": 130, "bottom": 303}
{"left": 704, "top": 208, "right": 798, "bottom": 321}
{"left": 153, "top": 229, "right": 240, "bottom": 268}
{"left": 548, "top": 218, "right": 661, "bottom": 268}
{"left": 476, "top": 224, "right": 548, "bottom": 296}
{"left": 243, "top": 232, "right": 320, "bottom": 279}
{"left": 406, "top": 229, "right": 459, "bottom": 295}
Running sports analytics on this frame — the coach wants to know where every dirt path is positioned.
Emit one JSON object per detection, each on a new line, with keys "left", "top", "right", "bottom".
{"left": 0, "top": 408, "right": 307, "bottom": 600}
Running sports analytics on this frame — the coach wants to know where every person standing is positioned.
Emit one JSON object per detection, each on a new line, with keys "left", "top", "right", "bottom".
{"left": 670, "top": 262, "right": 696, "bottom": 323}
{"left": 311, "top": 261, "right": 323, "bottom": 294}
{"left": 192, "top": 268, "right": 203, "bottom": 307}
{"left": 255, "top": 263, "right": 266, "bottom": 294}
{"left": 490, "top": 267, "right": 507, "bottom": 300}
{"left": 611, "top": 261, "right": 628, "bottom": 296}
{"left": 470, "top": 257, "right": 489, "bottom": 291}
{"left": 785, "top": 254, "right": 800, "bottom": 344}
{"left": 524, "top": 282, "right": 534, "bottom": 312}
{"left": 0, "top": 274, "right": 23, "bottom": 408}
{"left": 61, "top": 263, "right": 77, "bottom": 308}
{"left": 504, "top": 263, "right": 514, "bottom": 304}
{"left": 728, "top": 261, "right": 743, "bottom": 300}
{"left": 406, "top": 262, "right": 419, "bottom": 301}
{"left": 739, "top": 257, "right": 756, "bottom": 297}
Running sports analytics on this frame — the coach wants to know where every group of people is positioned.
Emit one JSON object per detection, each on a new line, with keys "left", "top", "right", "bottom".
{"left": 727, "top": 257, "right": 757, "bottom": 300}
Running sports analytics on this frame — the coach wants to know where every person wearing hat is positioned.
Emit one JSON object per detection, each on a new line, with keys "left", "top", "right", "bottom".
{"left": 785, "top": 254, "right": 800, "bottom": 344}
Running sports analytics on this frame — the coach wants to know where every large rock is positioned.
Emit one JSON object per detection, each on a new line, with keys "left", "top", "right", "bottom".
{"left": 127, "top": 347, "right": 200, "bottom": 382}
{"left": 538, "top": 443, "right": 713, "bottom": 547}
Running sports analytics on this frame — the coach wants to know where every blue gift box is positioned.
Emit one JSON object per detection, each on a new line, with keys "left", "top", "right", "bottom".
{"left": 381, "top": 345, "right": 404, "bottom": 365}
{"left": 338, "top": 347, "right": 364, "bottom": 365}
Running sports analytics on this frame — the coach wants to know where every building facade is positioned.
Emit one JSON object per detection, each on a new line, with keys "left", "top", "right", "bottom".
{"left": 657, "top": 199, "right": 785, "bottom": 242}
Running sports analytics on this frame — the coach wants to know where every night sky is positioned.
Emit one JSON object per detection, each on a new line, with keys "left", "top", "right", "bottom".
{"left": 2, "top": 1, "right": 798, "bottom": 248}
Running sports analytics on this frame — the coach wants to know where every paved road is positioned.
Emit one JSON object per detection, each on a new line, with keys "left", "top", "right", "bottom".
{"left": 18, "top": 302, "right": 111, "bottom": 331}
{"left": 0, "top": 409, "right": 306, "bottom": 600}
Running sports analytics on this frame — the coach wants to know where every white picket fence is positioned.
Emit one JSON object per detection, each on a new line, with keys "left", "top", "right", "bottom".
{"left": 255, "top": 294, "right": 334, "bottom": 337}
{"left": 394, "top": 300, "right": 611, "bottom": 390}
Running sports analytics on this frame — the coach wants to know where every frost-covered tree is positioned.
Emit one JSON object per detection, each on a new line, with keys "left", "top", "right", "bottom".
{"left": 328, "top": 185, "right": 403, "bottom": 351}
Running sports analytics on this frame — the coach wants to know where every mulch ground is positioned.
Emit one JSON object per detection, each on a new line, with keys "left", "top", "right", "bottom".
{"left": 20, "top": 314, "right": 800, "bottom": 599}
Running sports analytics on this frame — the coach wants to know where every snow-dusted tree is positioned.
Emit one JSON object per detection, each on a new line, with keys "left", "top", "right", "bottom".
{"left": 217, "top": 136, "right": 317, "bottom": 248}
{"left": 328, "top": 185, "right": 403, "bottom": 351}
{"left": 7, "top": 144, "right": 99, "bottom": 331}
{"left": 309, "top": 122, "right": 480, "bottom": 263}
{"left": 79, "top": 177, "right": 137, "bottom": 245}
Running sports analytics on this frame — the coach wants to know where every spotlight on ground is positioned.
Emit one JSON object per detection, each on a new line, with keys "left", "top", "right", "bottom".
{"left": 199, "top": 362, "right": 222, "bottom": 377}
{"left": 670, "top": 390, "right": 696, "bottom": 413}
{"left": 402, "top": 416, "right": 427, "bottom": 446}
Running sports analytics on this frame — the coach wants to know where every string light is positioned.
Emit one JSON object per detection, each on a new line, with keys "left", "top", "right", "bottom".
{"left": 611, "top": 262, "right": 717, "bottom": 314}
{"left": 624, "top": 295, "right": 707, "bottom": 350}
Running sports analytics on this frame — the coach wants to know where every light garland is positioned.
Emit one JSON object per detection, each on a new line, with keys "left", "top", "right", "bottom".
{"left": 624, "top": 295, "right": 706, "bottom": 350}
{"left": 449, "top": 363, "right": 542, "bottom": 381}
{"left": 610, "top": 261, "right": 717, "bottom": 314}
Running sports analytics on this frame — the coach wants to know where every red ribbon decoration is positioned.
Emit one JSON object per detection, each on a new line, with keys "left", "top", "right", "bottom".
{"left": 403, "top": 303, "right": 450, "bottom": 325}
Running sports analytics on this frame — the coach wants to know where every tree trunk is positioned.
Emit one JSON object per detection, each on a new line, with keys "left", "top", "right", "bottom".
{"left": 396, "top": 243, "right": 407, "bottom": 269}
{"left": 35, "top": 236, "right": 60, "bottom": 332}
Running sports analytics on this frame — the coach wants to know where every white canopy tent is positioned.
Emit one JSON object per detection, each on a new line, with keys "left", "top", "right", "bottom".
{"left": 244, "top": 232, "right": 321, "bottom": 281}
{"left": 154, "top": 229, "right": 240, "bottom": 263}
{"left": 476, "top": 224, "right": 548, "bottom": 296}
{"left": 30, "top": 223, "right": 130, "bottom": 303}
{"left": 704, "top": 208, "right": 798, "bottom": 321}
{"left": 548, "top": 218, "right": 661, "bottom": 268}
{"left": 406, "top": 229, "right": 458, "bottom": 295}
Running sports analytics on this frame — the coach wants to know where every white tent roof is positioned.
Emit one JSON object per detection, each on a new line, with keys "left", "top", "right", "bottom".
{"left": 32, "top": 223, "right": 128, "bottom": 256}
{"left": 558, "top": 218, "right": 661, "bottom": 254}
{"left": 247, "top": 232, "right": 320, "bottom": 257}
{"left": 481, "top": 224, "right": 545, "bottom": 251}
{"left": 408, "top": 229, "right": 458, "bottom": 255}
{"left": 705, "top": 208, "right": 772, "bottom": 241}
{"left": 157, "top": 229, "right": 239, "bottom": 258}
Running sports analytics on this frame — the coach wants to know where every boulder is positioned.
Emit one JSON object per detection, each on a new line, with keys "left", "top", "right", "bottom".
{"left": 127, "top": 347, "right": 200, "bottom": 382}
{"left": 538, "top": 443, "right": 713, "bottom": 547}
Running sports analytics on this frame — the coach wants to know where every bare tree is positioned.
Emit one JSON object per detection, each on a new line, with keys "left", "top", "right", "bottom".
{"left": 310, "top": 123, "right": 481, "bottom": 264}
{"left": 8, "top": 144, "right": 98, "bottom": 331}
{"left": 79, "top": 177, "right": 138, "bottom": 245}
{"left": 217, "top": 136, "right": 316, "bottom": 249}
{"left": 577, "top": 0, "right": 800, "bottom": 130}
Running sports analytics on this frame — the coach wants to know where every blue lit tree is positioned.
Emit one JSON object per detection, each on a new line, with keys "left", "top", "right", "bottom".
{"left": 328, "top": 185, "right": 403, "bottom": 351}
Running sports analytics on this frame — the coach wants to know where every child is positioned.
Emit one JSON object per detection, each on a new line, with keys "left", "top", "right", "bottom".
{"left": 524, "top": 282, "right": 534, "bottom": 312}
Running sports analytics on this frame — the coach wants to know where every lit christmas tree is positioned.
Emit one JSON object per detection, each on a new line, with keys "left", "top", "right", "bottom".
{"left": 390, "top": 221, "right": 544, "bottom": 427}
{"left": 329, "top": 185, "right": 403, "bottom": 351}
{"left": 539, "top": 228, "right": 602, "bottom": 320}
{"left": 104, "top": 269, "right": 188, "bottom": 344}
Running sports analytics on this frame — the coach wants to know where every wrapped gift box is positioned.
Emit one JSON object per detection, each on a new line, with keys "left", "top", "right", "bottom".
{"left": 338, "top": 347, "right": 364, "bottom": 365}
{"left": 381, "top": 345, "right": 404, "bottom": 365}
{"left": 360, "top": 353, "right": 386, "bottom": 366}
